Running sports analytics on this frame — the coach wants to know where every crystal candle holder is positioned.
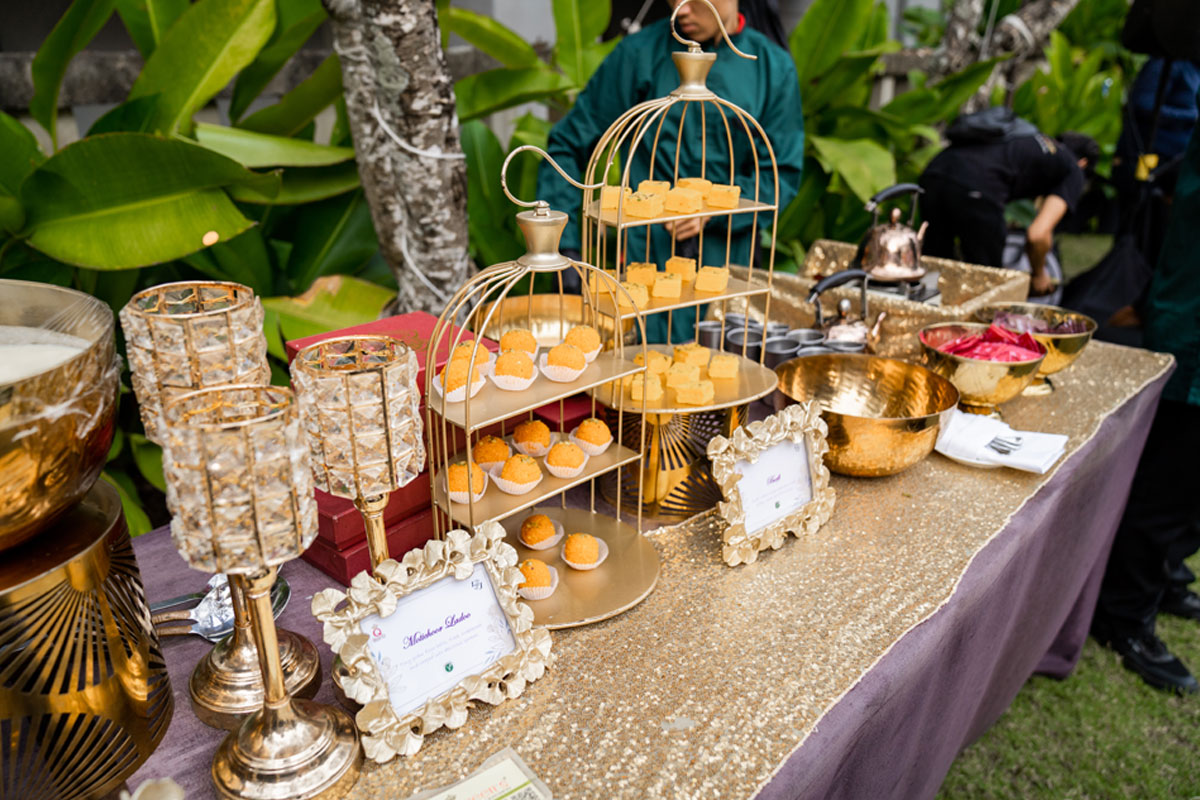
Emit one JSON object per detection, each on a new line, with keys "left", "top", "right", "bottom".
{"left": 120, "top": 281, "right": 269, "bottom": 445}
{"left": 291, "top": 335, "right": 425, "bottom": 573}
{"left": 162, "top": 385, "right": 361, "bottom": 799}
{"left": 121, "top": 280, "right": 314, "bottom": 730}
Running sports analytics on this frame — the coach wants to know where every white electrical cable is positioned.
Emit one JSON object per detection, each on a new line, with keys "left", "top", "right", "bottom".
{"left": 998, "top": 13, "right": 1036, "bottom": 51}
{"left": 370, "top": 99, "right": 466, "bottom": 161}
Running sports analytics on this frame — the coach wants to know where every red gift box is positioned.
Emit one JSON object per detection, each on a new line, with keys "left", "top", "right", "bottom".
{"left": 314, "top": 486, "right": 436, "bottom": 549}
{"left": 302, "top": 508, "right": 437, "bottom": 586}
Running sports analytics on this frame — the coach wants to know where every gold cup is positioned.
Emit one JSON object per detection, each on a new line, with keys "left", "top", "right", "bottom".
{"left": 973, "top": 303, "right": 1097, "bottom": 395}
{"left": 162, "top": 384, "right": 361, "bottom": 800}
{"left": 919, "top": 322, "right": 1046, "bottom": 416}
{"left": 120, "top": 280, "right": 318, "bottom": 730}
{"left": 774, "top": 353, "right": 959, "bottom": 476}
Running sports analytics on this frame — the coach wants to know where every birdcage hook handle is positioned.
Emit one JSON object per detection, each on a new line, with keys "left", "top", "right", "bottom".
{"left": 670, "top": 0, "right": 757, "bottom": 60}
{"left": 501, "top": 145, "right": 605, "bottom": 211}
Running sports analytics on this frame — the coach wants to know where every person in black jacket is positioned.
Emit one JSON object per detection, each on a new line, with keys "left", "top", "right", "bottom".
{"left": 919, "top": 108, "right": 1097, "bottom": 296}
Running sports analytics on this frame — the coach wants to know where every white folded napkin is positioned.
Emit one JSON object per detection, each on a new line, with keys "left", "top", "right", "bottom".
{"left": 935, "top": 409, "right": 1068, "bottom": 473}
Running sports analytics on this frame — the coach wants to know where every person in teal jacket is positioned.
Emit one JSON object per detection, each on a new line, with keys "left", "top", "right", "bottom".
{"left": 537, "top": 0, "right": 804, "bottom": 343}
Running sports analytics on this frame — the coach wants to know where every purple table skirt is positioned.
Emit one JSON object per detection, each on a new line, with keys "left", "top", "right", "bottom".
{"left": 126, "top": 370, "right": 1168, "bottom": 800}
{"left": 757, "top": 371, "right": 1168, "bottom": 799}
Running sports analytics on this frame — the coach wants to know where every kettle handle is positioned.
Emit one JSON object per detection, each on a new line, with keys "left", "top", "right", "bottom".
{"left": 865, "top": 183, "right": 924, "bottom": 227}
{"left": 807, "top": 269, "right": 870, "bottom": 329}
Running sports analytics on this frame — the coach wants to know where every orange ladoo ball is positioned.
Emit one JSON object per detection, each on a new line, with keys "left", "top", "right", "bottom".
{"left": 563, "top": 533, "right": 600, "bottom": 565}
{"left": 575, "top": 417, "right": 612, "bottom": 446}
{"left": 500, "top": 328, "right": 538, "bottom": 354}
{"left": 450, "top": 341, "right": 489, "bottom": 363}
{"left": 518, "top": 559, "right": 553, "bottom": 588}
{"left": 472, "top": 435, "right": 510, "bottom": 465}
{"left": 520, "top": 514, "right": 558, "bottom": 546}
{"left": 495, "top": 350, "right": 534, "bottom": 379}
{"left": 501, "top": 454, "right": 542, "bottom": 484}
{"left": 564, "top": 325, "right": 601, "bottom": 354}
{"left": 447, "top": 461, "right": 485, "bottom": 494}
{"left": 441, "top": 359, "right": 480, "bottom": 393}
{"left": 546, "top": 442, "right": 586, "bottom": 469}
{"left": 514, "top": 419, "right": 551, "bottom": 449}
{"left": 547, "top": 343, "right": 586, "bottom": 371}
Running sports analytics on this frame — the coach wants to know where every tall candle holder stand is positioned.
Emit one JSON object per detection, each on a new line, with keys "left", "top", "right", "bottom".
{"left": 162, "top": 384, "right": 361, "bottom": 800}
{"left": 121, "top": 281, "right": 319, "bottom": 730}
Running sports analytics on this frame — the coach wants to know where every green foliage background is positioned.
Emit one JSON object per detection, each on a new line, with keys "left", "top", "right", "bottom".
{"left": 0, "top": 0, "right": 1134, "bottom": 529}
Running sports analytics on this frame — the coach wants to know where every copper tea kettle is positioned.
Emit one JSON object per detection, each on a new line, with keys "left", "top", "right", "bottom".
{"left": 852, "top": 183, "right": 928, "bottom": 283}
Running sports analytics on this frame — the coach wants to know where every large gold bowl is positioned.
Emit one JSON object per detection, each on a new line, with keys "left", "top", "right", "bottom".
{"left": 919, "top": 322, "right": 1046, "bottom": 414}
{"left": 973, "top": 302, "right": 1096, "bottom": 394}
{"left": 476, "top": 292, "right": 632, "bottom": 347}
{"left": 774, "top": 353, "right": 959, "bottom": 477}
{"left": 0, "top": 279, "right": 118, "bottom": 551}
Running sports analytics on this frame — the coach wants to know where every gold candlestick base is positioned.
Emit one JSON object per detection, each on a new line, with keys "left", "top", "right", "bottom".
{"left": 190, "top": 626, "right": 322, "bottom": 730}
{"left": 212, "top": 698, "right": 363, "bottom": 800}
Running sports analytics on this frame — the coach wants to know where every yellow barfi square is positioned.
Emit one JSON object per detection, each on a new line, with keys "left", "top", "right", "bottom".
{"left": 600, "top": 185, "right": 631, "bottom": 210}
{"left": 677, "top": 177, "right": 713, "bottom": 198}
{"left": 665, "top": 255, "right": 697, "bottom": 282}
{"left": 634, "top": 350, "right": 670, "bottom": 375}
{"left": 673, "top": 342, "right": 710, "bottom": 367}
{"left": 652, "top": 274, "right": 682, "bottom": 298}
{"left": 665, "top": 362, "right": 700, "bottom": 388}
{"left": 626, "top": 263, "right": 658, "bottom": 287}
{"left": 676, "top": 379, "right": 715, "bottom": 405}
{"left": 664, "top": 187, "right": 703, "bottom": 214}
{"left": 624, "top": 191, "right": 664, "bottom": 218}
{"left": 617, "top": 282, "right": 648, "bottom": 310}
{"left": 586, "top": 268, "right": 619, "bottom": 293}
{"left": 707, "top": 183, "right": 741, "bottom": 209}
{"left": 637, "top": 179, "right": 670, "bottom": 197}
{"left": 695, "top": 266, "right": 730, "bottom": 294}
{"left": 630, "top": 374, "right": 663, "bottom": 402}
{"left": 707, "top": 353, "right": 739, "bottom": 379}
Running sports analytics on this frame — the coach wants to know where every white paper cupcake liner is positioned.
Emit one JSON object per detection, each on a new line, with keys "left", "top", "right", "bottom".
{"left": 569, "top": 428, "right": 613, "bottom": 457}
{"left": 444, "top": 470, "right": 488, "bottom": 504}
{"left": 561, "top": 537, "right": 609, "bottom": 571}
{"left": 518, "top": 565, "right": 559, "bottom": 600}
{"left": 538, "top": 354, "right": 587, "bottom": 383}
{"left": 483, "top": 360, "right": 539, "bottom": 392}
{"left": 544, "top": 450, "right": 589, "bottom": 479}
{"left": 488, "top": 464, "right": 545, "bottom": 496}
{"left": 476, "top": 459, "right": 506, "bottom": 473}
{"left": 518, "top": 516, "right": 565, "bottom": 551}
{"left": 512, "top": 431, "right": 558, "bottom": 458}
{"left": 581, "top": 344, "right": 601, "bottom": 363}
{"left": 432, "top": 371, "right": 486, "bottom": 403}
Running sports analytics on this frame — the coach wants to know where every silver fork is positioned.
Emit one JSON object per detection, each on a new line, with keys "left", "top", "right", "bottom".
{"left": 987, "top": 435, "right": 1024, "bottom": 455}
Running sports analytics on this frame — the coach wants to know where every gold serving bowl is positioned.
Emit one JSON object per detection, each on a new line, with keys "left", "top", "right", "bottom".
{"left": 476, "top": 292, "right": 632, "bottom": 348}
{"left": 973, "top": 302, "right": 1096, "bottom": 395}
{"left": 774, "top": 353, "right": 959, "bottom": 477}
{"left": 0, "top": 279, "right": 118, "bottom": 551}
{"left": 919, "top": 322, "right": 1046, "bottom": 415}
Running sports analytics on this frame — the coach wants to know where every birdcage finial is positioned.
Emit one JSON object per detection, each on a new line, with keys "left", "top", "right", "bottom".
{"left": 669, "top": 0, "right": 757, "bottom": 60}
{"left": 500, "top": 146, "right": 604, "bottom": 271}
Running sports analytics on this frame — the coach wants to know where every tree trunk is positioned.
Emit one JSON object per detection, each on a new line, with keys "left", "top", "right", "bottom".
{"left": 322, "top": 0, "right": 469, "bottom": 314}
{"left": 940, "top": 0, "right": 986, "bottom": 75}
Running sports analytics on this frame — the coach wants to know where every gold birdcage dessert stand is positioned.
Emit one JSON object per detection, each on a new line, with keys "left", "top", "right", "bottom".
{"left": 424, "top": 148, "right": 659, "bottom": 629}
{"left": 120, "top": 281, "right": 320, "bottom": 730}
{"left": 581, "top": 1, "right": 782, "bottom": 518}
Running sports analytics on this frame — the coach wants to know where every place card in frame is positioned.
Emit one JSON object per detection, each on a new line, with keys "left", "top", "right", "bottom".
{"left": 312, "top": 522, "right": 552, "bottom": 761}
{"left": 707, "top": 402, "right": 835, "bottom": 566}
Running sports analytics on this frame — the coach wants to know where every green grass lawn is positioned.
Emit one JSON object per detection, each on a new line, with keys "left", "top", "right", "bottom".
{"left": 939, "top": 555, "right": 1200, "bottom": 799}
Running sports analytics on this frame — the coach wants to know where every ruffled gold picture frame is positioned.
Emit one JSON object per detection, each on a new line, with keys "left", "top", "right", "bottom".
{"left": 311, "top": 522, "right": 553, "bottom": 761}
{"left": 707, "top": 402, "right": 836, "bottom": 566}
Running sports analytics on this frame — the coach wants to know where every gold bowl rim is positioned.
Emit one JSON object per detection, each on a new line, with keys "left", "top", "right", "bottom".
{"left": 919, "top": 321, "right": 1047, "bottom": 366}
{"left": 775, "top": 352, "right": 960, "bottom": 424}
{"left": 0, "top": 278, "right": 115, "bottom": 389}
{"left": 972, "top": 302, "right": 1098, "bottom": 340}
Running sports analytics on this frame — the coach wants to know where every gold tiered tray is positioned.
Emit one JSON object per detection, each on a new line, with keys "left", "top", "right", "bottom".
{"left": 583, "top": 196, "right": 776, "bottom": 229}
{"left": 593, "top": 344, "right": 777, "bottom": 415}
{"left": 589, "top": 273, "right": 770, "bottom": 320}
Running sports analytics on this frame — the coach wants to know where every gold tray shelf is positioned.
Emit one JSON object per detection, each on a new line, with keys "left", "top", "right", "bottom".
{"left": 437, "top": 352, "right": 644, "bottom": 432}
{"left": 432, "top": 442, "right": 642, "bottom": 526}
{"left": 499, "top": 506, "right": 659, "bottom": 630}
{"left": 590, "top": 273, "right": 769, "bottom": 320}
{"left": 584, "top": 197, "right": 776, "bottom": 229}
{"left": 591, "top": 345, "right": 777, "bottom": 415}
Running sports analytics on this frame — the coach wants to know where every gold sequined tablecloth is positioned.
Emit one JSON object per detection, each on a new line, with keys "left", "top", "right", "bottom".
{"left": 338, "top": 342, "right": 1173, "bottom": 799}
